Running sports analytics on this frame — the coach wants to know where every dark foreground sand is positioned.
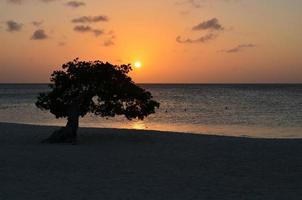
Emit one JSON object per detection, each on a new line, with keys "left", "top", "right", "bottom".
{"left": 1, "top": 122, "right": 302, "bottom": 200}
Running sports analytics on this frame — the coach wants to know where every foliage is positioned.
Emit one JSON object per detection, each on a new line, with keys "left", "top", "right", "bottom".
{"left": 36, "top": 58, "right": 159, "bottom": 120}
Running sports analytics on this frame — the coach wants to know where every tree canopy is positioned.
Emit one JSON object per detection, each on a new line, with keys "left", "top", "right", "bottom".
{"left": 36, "top": 58, "right": 160, "bottom": 120}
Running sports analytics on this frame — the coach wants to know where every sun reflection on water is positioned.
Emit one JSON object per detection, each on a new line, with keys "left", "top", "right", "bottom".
{"left": 131, "top": 121, "right": 147, "bottom": 130}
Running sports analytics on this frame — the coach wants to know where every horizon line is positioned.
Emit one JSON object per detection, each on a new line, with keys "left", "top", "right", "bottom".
{"left": 0, "top": 82, "right": 301, "bottom": 85}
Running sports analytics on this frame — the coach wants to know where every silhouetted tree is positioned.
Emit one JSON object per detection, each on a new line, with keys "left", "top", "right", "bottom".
{"left": 36, "top": 58, "right": 159, "bottom": 143}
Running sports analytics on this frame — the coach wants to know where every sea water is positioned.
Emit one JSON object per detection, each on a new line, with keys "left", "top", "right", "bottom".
{"left": 0, "top": 84, "right": 301, "bottom": 138}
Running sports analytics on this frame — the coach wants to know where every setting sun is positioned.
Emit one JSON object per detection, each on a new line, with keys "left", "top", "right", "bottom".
{"left": 134, "top": 61, "right": 142, "bottom": 69}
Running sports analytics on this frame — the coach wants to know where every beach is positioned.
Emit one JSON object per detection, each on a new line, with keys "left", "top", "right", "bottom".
{"left": 1, "top": 122, "right": 302, "bottom": 199}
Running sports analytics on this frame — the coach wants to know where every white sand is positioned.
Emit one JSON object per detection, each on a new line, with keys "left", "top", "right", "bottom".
{"left": 1, "top": 122, "right": 302, "bottom": 200}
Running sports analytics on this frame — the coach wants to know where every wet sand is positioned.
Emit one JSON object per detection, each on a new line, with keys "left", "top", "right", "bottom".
{"left": 1, "top": 122, "right": 302, "bottom": 200}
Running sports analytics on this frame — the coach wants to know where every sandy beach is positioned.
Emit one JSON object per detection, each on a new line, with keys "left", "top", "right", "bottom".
{"left": 1, "top": 122, "right": 302, "bottom": 200}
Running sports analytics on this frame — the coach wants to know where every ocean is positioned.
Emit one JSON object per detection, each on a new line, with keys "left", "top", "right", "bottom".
{"left": 0, "top": 84, "right": 301, "bottom": 138}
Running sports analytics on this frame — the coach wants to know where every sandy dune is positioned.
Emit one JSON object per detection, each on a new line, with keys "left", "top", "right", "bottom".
{"left": 1, "top": 122, "right": 302, "bottom": 200}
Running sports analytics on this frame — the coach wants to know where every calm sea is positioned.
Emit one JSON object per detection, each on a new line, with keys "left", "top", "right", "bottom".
{"left": 0, "top": 84, "right": 301, "bottom": 138}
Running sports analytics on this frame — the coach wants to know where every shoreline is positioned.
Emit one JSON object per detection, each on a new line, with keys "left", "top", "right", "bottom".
{"left": 1, "top": 122, "right": 302, "bottom": 199}
{"left": 1, "top": 121, "right": 301, "bottom": 140}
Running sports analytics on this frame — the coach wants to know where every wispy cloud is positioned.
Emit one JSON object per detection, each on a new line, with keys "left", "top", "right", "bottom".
{"left": 7, "top": 0, "right": 22, "bottom": 4}
{"left": 175, "top": 0, "right": 202, "bottom": 8}
{"left": 31, "top": 29, "right": 48, "bottom": 40}
{"left": 186, "top": 0, "right": 202, "bottom": 8}
{"left": 7, "top": 0, "right": 60, "bottom": 4}
{"left": 71, "top": 15, "right": 109, "bottom": 23}
{"left": 102, "top": 31, "right": 116, "bottom": 46}
{"left": 176, "top": 0, "right": 241, "bottom": 9}
{"left": 176, "top": 33, "right": 217, "bottom": 44}
{"left": 219, "top": 44, "right": 256, "bottom": 53}
{"left": 66, "top": 1, "right": 85, "bottom": 8}
{"left": 192, "top": 18, "right": 224, "bottom": 31}
{"left": 32, "top": 21, "right": 43, "bottom": 27}
{"left": 40, "top": 0, "right": 58, "bottom": 2}
{"left": 6, "top": 20, "right": 22, "bottom": 32}
{"left": 103, "top": 39, "right": 114, "bottom": 47}
{"left": 58, "top": 42, "right": 66, "bottom": 46}
{"left": 73, "top": 25, "right": 104, "bottom": 36}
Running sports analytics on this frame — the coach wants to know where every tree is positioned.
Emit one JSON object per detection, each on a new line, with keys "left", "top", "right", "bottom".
{"left": 36, "top": 58, "right": 159, "bottom": 143}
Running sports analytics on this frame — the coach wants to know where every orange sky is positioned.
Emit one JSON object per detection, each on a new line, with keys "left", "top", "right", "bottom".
{"left": 0, "top": 0, "right": 302, "bottom": 83}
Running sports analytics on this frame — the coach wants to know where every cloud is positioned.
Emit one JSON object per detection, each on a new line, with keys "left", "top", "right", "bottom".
{"left": 58, "top": 42, "right": 66, "bottom": 46}
{"left": 175, "top": 0, "right": 201, "bottom": 8}
{"left": 176, "top": 17, "right": 225, "bottom": 44}
{"left": 74, "top": 25, "right": 92, "bottom": 32}
{"left": 6, "top": 20, "right": 22, "bottom": 32}
{"left": 103, "top": 39, "right": 114, "bottom": 47}
{"left": 40, "top": 0, "right": 58, "bottom": 2}
{"left": 180, "top": 10, "right": 190, "bottom": 15}
{"left": 176, "top": 33, "right": 217, "bottom": 44}
{"left": 32, "top": 21, "right": 43, "bottom": 27}
{"left": 93, "top": 29, "right": 104, "bottom": 36}
{"left": 192, "top": 18, "right": 224, "bottom": 31}
{"left": 7, "top": 0, "right": 22, "bottom": 4}
{"left": 73, "top": 25, "right": 104, "bottom": 36}
{"left": 107, "top": 30, "right": 116, "bottom": 39}
{"left": 31, "top": 29, "right": 48, "bottom": 40}
{"left": 102, "top": 31, "right": 116, "bottom": 46}
{"left": 219, "top": 44, "right": 256, "bottom": 53}
{"left": 71, "top": 15, "right": 109, "bottom": 23}
{"left": 7, "top": 0, "right": 59, "bottom": 4}
{"left": 66, "top": 1, "right": 85, "bottom": 8}
{"left": 186, "top": 0, "right": 202, "bottom": 8}
{"left": 176, "top": 0, "right": 241, "bottom": 9}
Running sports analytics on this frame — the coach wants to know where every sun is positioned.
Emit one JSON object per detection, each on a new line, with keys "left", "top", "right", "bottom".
{"left": 134, "top": 61, "right": 142, "bottom": 69}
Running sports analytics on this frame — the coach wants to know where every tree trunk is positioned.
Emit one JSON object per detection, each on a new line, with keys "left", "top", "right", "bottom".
{"left": 66, "top": 104, "right": 79, "bottom": 138}
{"left": 42, "top": 104, "right": 79, "bottom": 144}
